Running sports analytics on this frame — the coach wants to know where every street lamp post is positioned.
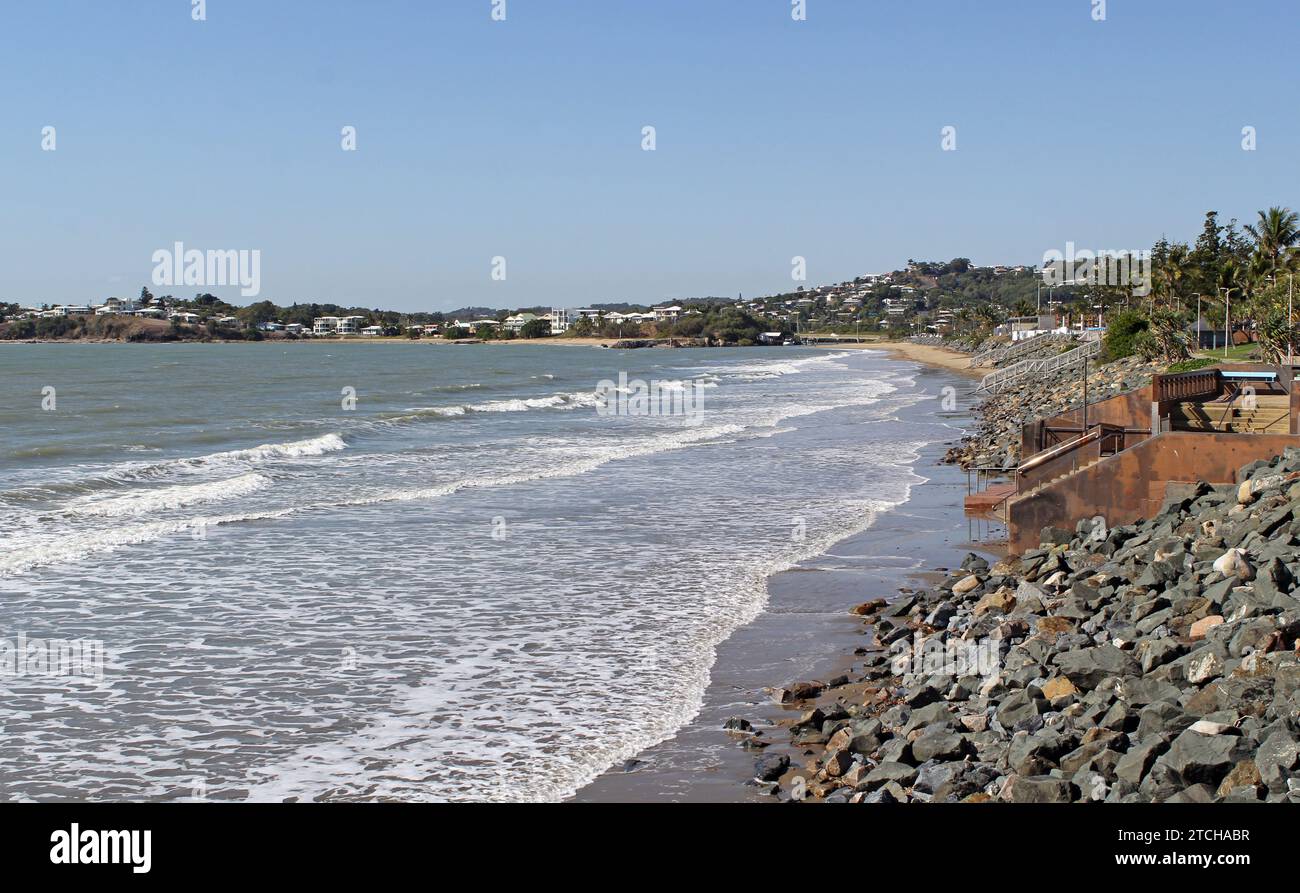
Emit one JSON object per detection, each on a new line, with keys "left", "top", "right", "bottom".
{"left": 1193, "top": 293, "right": 1202, "bottom": 352}
{"left": 1219, "top": 287, "right": 1230, "bottom": 358}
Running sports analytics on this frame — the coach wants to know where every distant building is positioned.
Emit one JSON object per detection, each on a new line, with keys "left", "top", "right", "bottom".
{"left": 549, "top": 308, "right": 577, "bottom": 334}
{"left": 503, "top": 312, "right": 540, "bottom": 333}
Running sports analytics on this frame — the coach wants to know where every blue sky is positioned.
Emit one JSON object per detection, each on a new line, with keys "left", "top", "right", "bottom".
{"left": 1, "top": 0, "right": 1295, "bottom": 311}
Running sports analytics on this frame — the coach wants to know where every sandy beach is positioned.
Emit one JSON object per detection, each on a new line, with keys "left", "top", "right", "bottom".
{"left": 810, "top": 339, "right": 981, "bottom": 379}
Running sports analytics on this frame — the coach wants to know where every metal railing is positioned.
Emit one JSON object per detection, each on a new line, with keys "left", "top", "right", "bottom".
{"left": 969, "top": 332, "right": 1068, "bottom": 368}
{"left": 977, "top": 338, "right": 1100, "bottom": 393}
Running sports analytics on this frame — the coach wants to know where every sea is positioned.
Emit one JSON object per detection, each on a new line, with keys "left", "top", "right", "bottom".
{"left": 0, "top": 342, "right": 963, "bottom": 801}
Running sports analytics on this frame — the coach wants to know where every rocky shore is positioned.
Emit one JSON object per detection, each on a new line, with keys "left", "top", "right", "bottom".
{"left": 741, "top": 449, "right": 1300, "bottom": 803}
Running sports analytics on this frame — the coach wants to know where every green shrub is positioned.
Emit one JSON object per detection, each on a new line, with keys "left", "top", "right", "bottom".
{"left": 1166, "top": 357, "right": 1215, "bottom": 373}
{"left": 1101, "top": 310, "right": 1148, "bottom": 362}
{"left": 1132, "top": 330, "right": 1158, "bottom": 361}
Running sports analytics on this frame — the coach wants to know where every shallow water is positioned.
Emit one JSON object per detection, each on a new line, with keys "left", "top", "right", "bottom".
{"left": 0, "top": 342, "right": 957, "bottom": 801}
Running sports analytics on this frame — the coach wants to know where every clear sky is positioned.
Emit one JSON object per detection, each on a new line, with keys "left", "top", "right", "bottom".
{"left": 2, "top": 0, "right": 1295, "bottom": 311}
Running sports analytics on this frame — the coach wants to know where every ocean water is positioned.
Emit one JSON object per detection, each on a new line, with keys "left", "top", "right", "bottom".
{"left": 0, "top": 342, "right": 956, "bottom": 801}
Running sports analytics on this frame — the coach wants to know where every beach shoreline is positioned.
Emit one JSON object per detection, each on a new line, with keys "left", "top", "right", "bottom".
{"left": 810, "top": 339, "right": 981, "bottom": 379}
{"left": 574, "top": 357, "right": 1000, "bottom": 802}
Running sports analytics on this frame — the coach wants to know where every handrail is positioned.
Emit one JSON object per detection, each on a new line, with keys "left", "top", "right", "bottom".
{"left": 978, "top": 338, "right": 1100, "bottom": 393}
{"left": 970, "top": 332, "right": 1068, "bottom": 368}
{"left": 1018, "top": 427, "right": 1102, "bottom": 474}
{"left": 1155, "top": 369, "right": 1219, "bottom": 403}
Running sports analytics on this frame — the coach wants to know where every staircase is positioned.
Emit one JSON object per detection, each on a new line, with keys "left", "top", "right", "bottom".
{"left": 977, "top": 338, "right": 1101, "bottom": 394}
{"left": 1015, "top": 458, "right": 1103, "bottom": 502}
{"left": 969, "top": 332, "right": 1068, "bottom": 368}
{"left": 1171, "top": 395, "right": 1290, "bottom": 434}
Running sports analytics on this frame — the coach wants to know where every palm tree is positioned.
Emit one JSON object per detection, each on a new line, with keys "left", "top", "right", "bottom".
{"left": 1244, "top": 206, "right": 1300, "bottom": 276}
{"left": 1158, "top": 244, "right": 1191, "bottom": 312}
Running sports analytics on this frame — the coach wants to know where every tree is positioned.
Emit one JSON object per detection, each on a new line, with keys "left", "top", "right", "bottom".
{"left": 139, "top": 286, "right": 154, "bottom": 306}
{"left": 519, "top": 318, "right": 552, "bottom": 339}
{"left": 1244, "top": 206, "right": 1300, "bottom": 276}
{"left": 1190, "top": 210, "right": 1226, "bottom": 294}
{"left": 1255, "top": 310, "right": 1295, "bottom": 364}
{"left": 1143, "top": 308, "right": 1191, "bottom": 365}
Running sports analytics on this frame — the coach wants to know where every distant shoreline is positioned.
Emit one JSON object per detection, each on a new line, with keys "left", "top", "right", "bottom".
{"left": 0, "top": 336, "right": 983, "bottom": 375}
{"left": 0, "top": 336, "right": 618, "bottom": 347}
{"left": 809, "top": 338, "right": 982, "bottom": 379}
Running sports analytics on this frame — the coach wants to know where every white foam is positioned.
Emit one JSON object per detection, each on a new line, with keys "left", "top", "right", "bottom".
{"left": 200, "top": 433, "right": 347, "bottom": 463}
{"left": 67, "top": 473, "right": 272, "bottom": 518}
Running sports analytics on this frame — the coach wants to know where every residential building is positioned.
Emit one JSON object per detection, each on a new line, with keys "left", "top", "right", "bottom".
{"left": 503, "top": 312, "right": 540, "bottom": 333}
{"left": 337, "top": 316, "right": 366, "bottom": 335}
{"left": 549, "top": 308, "right": 577, "bottom": 334}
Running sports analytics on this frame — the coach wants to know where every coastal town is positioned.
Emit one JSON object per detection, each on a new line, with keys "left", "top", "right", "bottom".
{"left": 0, "top": 261, "right": 1041, "bottom": 344}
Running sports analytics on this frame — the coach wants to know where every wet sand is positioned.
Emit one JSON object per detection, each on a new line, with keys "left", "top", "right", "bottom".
{"left": 812, "top": 340, "right": 980, "bottom": 378}
{"left": 574, "top": 361, "right": 1002, "bottom": 802}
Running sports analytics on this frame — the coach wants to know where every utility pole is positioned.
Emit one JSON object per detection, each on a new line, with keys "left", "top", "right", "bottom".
{"left": 1289, "top": 274, "right": 1294, "bottom": 365}
{"left": 1220, "top": 287, "right": 1230, "bottom": 358}
{"left": 1193, "top": 293, "right": 1201, "bottom": 353}
{"left": 1081, "top": 355, "right": 1089, "bottom": 432}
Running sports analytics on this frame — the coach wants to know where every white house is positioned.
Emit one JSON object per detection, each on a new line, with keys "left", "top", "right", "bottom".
{"left": 503, "top": 312, "right": 540, "bottom": 333}
{"left": 313, "top": 316, "right": 340, "bottom": 334}
{"left": 360, "top": 325, "right": 385, "bottom": 337}
{"left": 95, "top": 297, "right": 133, "bottom": 316}
{"left": 337, "top": 316, "right": 366, "bottom": 335}
{"left": 549, "top": 308, "right": 577, "bottom": 334}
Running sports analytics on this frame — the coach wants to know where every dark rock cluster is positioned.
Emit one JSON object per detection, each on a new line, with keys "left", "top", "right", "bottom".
{"left": 742, "top": 449, "right": 1300, "bottom": 802}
